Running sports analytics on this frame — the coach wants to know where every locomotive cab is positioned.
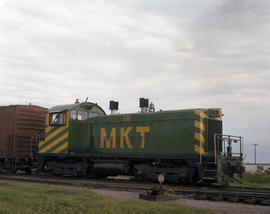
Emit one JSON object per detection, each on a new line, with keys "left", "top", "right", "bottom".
{"left": 38, "top": 101, "right": 106, "bottom": 155}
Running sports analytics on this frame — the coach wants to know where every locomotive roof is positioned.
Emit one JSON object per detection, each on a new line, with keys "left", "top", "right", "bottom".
{"left": 49, "top": 102, "right": 106, "bottom": 115}
{"left": 88, "top": 107, "right": 222, "bottom": 122}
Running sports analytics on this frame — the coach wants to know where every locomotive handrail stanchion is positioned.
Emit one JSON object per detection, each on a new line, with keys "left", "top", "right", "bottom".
{"left": 240, "top": 137, "right": 244, "bottom": 161}
{"left": 223, "top": 136, "right": 226, "bottom": 156}
{"left": 214, "top": 133, "right": 217, "bottom": 165}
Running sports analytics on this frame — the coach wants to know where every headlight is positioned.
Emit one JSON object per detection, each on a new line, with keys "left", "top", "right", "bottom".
{"left": 210, "top": 108, "right": 222, "bottom": 117}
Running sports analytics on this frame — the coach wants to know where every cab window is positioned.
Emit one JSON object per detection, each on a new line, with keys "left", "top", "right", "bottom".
{"left": 50, "top": 112, "right": 65, "bottom": 125}
{"left": 89, "top": 112, "right": 99, "bottom": 118}
{"left": 78, "top": 111, "right": 88, "bottom": 120}
{"left": 70, "top": 110, "right": 76, "bottom": 121}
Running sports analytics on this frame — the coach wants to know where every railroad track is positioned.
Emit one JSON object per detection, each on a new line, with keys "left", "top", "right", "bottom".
{"left": 171, "top": 187, "right": 270, "bottom": 206}
{"left": 0, "top": 173, "right": 154, "bottom": 191}
{"left": 0, "top": 174, "right": 269, "bottom": 206}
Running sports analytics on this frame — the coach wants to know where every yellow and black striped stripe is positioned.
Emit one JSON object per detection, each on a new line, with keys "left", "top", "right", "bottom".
{"left": 38, "top": 112, "right": 69, "bottom": 154}
{"left": 194, "top": 110, "right": 207, "bottom": 155}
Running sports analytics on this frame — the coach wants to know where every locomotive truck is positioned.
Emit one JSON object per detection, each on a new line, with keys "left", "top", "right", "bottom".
{"left": 37, "top": 99, "right": 244, "bottom": 185}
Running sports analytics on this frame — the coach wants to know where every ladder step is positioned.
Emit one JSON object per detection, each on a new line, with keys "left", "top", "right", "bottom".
{"left": 202, "top": 177, "right": 216, "bottom": 180}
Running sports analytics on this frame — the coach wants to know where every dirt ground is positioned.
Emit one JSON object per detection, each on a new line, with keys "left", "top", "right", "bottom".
{"left": 93, "top": 189, "right": 270, "bottom": 214}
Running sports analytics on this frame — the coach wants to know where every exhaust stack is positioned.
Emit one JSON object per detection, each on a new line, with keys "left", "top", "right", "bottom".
{"left": 109, "top": 101, "right": 119, "bottom": 115}
{"left": 139, "top": 98, "right": 149, "bottom": 113}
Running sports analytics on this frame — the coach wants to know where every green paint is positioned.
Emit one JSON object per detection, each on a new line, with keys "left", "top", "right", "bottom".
{"left": 67, "top": 108, "right": 222, "bottom": 155}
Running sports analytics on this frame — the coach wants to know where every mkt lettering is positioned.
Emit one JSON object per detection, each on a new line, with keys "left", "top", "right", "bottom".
{"left": 100, "top": 126, "right": 150, "bottom": 149}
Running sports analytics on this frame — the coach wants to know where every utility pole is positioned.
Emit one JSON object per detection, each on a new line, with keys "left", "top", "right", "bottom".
{"left": 252, "top": 144, "right": 259, "bottom": 164}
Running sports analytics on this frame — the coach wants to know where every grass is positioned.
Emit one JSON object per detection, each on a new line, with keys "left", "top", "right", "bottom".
{"left": 242, "top": 171, "right": 270, "bottom": 183}
{"left": 0, "top": 181, "right": 215, "bottom": 214}
{"left": 230, "top": 171, "right": 270, "bottom": 188}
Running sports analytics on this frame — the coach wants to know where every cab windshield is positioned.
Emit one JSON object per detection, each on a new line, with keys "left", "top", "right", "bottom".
{"left": 50, "top": 112, "right": 65, "bottom": 125}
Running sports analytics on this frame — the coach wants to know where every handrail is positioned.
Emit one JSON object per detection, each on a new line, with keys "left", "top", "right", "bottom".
{"left": 214, "top": 133, "right": 217, "bottom": 164}
{"left": 214, "top": 134, "right": 243, "bottom": 162}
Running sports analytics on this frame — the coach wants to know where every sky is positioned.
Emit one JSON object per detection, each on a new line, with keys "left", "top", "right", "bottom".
{"left": 0, "top": 0, "right": 269, "bottom": 163}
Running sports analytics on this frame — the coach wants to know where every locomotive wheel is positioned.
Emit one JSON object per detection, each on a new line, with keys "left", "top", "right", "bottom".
{"left": 24, "top": 168, "right": 32, "bottom": 174}
{"left": 188, "top": 167, "right": 198, "bottom": 184}
{"left": 7, "top": 168, "right": 17, "bottom": 174}
{"left": 0, "top": 162, "right": 5, "bottom": 173}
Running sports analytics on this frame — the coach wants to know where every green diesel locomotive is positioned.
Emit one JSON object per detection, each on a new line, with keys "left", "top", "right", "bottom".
{"left": 38, "top": 99, "right": 244, "bottom": 184}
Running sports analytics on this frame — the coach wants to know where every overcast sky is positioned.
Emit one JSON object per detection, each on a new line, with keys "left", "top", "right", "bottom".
{"left": 1, "top": 0, "right": 269, "bottom": 163}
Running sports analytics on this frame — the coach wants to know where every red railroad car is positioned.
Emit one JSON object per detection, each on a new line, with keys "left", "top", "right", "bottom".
{"left": 0, "top": 105, "right": 47, "bottom": 172}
